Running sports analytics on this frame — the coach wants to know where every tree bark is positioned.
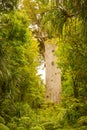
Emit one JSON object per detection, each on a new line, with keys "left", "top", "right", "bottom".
{"left": 45, "top": 42, "right": 61, "bottom": 103}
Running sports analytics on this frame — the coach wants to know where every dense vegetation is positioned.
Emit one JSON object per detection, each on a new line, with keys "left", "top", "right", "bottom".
{"left": 0, "top": 0, "right": 87, "bottom": 130}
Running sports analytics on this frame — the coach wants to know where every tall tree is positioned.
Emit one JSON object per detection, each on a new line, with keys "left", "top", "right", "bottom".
{"left": 36, "top": 0, "right": 87, "bottom": 102}
{"left": 23, "top": 0, "right": 62, "bottom": 103}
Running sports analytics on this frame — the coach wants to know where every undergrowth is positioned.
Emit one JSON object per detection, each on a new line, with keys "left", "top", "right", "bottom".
{"left": 0, "top": 99, "right": 87, "bottom": 130}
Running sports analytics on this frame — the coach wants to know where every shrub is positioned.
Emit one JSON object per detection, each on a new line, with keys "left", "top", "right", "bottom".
{"left": 30, "top": 126, "right": 43, "bottom": 130}
{"left": 56, "top": 108, "right": 67, "bottom": 127}
{"left": 78, "top": 126, "right": 87, "bottom": 130}
{"left": 19, "top": 117, "right": 30, "bottom": 128}
{"left": 0, "top": 116, "right": 5, "bottom": 124}
{"left": 17, "top": 126, "right": 26, "bottom": 130}
{"left": 0, "top": 123, "right": 10, "bottom": 130}
{"left": 42, "top": 122, "right": 55, "bottom": 130}
{"left": 77, "top": 116, "right": 87, "bottom": 126}
{"left": 7, "top": 122, "right": 17, "bottom": 130}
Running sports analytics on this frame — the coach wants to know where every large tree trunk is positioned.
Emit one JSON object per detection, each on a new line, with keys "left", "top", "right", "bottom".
{"left": 45, "top": 42, "right": 61, "bottom": 103}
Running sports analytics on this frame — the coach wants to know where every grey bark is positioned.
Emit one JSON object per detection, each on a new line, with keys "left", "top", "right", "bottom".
{"left": 45, "top": 43, "right": 61, "bottom": 103}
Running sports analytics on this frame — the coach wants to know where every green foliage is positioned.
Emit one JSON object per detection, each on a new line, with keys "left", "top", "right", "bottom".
{"left": 17, "top": 127, "right": 26, "bottom": 130}
{"left": 19, "top": 103, "right": 34, "bottom": 117}
{"left": 56, "top": 18, "right": 87, "bottom": 100}
{"left": 0, "top": 8, "right": 44, "bottom": 104}
{"left": 1, "top": 98, "right": 16, "bottom": 118}
{"left": 41, "top": 7, "right": 67, "bottom": 37}
{"left": 0, "top": 0, "right": 19, "bottom": 13}
{"left": 78, "top": 116, "right": 87, "bottom": 126}
{"left": 7, "top": 122, "right": 17, "bottom": 130}
{"left": 38, "top": 0, "right": 87, "bottom": 39}
{"left": 30, "top": 126, "right": 43, "bottom": 130}
{"left": 0, "top": 2, "right": 45, "bottom": 129}
{"left": 1, "top": 1, "right": 87, "bottom": 130}
{"left": 78, "top": 126, "right": 87, "bottom": 130}
{"left": 0, "top": 123, "right": 10, "bottom": 130}
{"left": 19, "top": 116, "right": 30, "bottom": 128}
{"left": 42, "top": 122, "right": 55, "bottom": 130}
{"left": 0, "top": 116, "right": 5, "bottom": 124}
